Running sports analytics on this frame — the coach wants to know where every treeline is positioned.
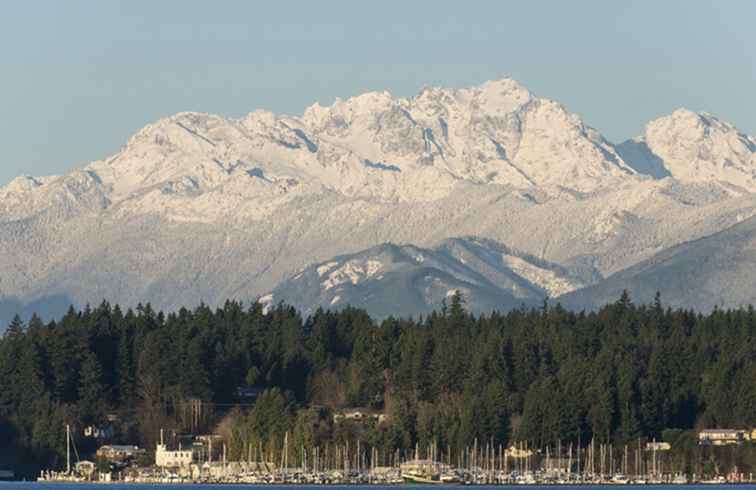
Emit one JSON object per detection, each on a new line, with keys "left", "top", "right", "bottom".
{"left": 2, "top": 293, "right": 756, "bottom": 477}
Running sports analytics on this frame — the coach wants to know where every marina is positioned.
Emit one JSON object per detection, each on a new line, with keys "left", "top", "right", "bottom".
{"left": 36, "top": 428, "right": 754, "bottom": 485}
{"left": 9, "top": 484, "right": 756, "bottom": 490}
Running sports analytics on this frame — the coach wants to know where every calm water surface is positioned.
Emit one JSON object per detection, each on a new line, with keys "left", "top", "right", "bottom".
{"left": 2, "top": 485, "right": 756, "bottom": 490}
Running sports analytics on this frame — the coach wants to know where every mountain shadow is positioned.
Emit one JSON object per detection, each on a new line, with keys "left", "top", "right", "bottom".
{"left": 615, "top": 139, "right": 671, "bottom": 179}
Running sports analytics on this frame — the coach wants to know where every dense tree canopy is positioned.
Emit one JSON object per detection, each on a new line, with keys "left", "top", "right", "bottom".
{"left": 2, "top": 292, "right": 756, "bottom": 477}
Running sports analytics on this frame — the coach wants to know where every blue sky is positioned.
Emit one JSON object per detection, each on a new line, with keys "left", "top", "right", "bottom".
{"left": 1, "top": 1, "right": 754, "bottom": 186}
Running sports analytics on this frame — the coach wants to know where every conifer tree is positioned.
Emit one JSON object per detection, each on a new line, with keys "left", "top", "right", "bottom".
{"left": 78, "top": 351, "right": 106, "bottom": 424}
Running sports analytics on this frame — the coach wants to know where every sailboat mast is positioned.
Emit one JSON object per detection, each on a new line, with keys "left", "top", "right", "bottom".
{"left": 66, "top": 424, "right": 71, "bottom": 474}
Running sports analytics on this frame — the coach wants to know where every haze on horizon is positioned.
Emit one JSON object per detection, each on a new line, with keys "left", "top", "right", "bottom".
{"left": 1, "top": 0, "right": 754, "bottom": 186}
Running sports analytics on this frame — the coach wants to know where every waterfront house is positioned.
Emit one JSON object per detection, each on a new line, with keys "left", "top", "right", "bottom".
{"left": 698, "top": 429, "right": 747, "bottom": 446}
{"left": 155, "top": 442, "right": 193, "bottom": 468}
{"left": 96, "top": 444, "right": 144, "bottom": 464}
{"left": 155, "top": 429, "right": 193, "bottom": 467}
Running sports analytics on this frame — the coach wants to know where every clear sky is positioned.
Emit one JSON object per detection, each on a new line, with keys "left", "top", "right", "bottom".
{"left": 1, "top": 1, "right": 754, "bottom": 186}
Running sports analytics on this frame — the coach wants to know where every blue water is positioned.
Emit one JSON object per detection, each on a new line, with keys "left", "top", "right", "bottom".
{"left": 1, "top": 485, "right": 753, "bottom": 490}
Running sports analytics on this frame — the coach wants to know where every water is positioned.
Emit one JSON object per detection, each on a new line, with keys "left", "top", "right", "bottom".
{"left": 0, "top": 485, "right": 753, "bottom": 490}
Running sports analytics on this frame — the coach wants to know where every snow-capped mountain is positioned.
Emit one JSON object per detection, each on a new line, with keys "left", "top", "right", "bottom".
{"left": 2, "top": 78, "right": 639, "bottom": 223}
{"left": 265, "top": 238, "right": 591, "bottom": 319}
{"left": 299, "top": 79, "right": 637, "bottom": 194}
{"left": 618, "top": 109, "right": 756, "bottom": 188}
{"left": 1, "top": 78, "right": 755, "bottom": 325}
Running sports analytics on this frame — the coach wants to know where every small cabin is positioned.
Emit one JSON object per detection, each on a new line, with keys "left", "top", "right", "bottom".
{"left": 333, "top": 407, "right": 387, "bottom": 424}
{"left": 645, "top": 441, "right": 671, "bottom": 451}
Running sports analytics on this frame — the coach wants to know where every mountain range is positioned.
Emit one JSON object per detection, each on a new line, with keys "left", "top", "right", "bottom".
{"left": 2, "top": 78, "right": 756, "bottom": 325}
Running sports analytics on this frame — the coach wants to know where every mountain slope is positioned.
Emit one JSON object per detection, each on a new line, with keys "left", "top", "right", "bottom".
{"left": 264, "top": 239, "right": 568, "bottom": 318}
{"left": 560, "top": 215, "right": 756, "bottom": 311}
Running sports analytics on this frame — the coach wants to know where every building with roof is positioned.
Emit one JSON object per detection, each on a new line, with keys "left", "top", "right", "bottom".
{"left": 698, "top": 429, "right": 747, "bottom": 446}
{"left": 96, "top": 445, "right": 144, "bottom": 463}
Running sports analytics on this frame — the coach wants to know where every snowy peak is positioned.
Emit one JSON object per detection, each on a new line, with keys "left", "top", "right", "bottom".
{"left": 463, "top": 78, "right": 534, "bottom": 115}
{"left": 410, "top": 78, "right": 533, "bottom": 119}
{"left": 8, "top": 80, "right": 756, "bottom": 228}
{"left": 88, "top": 112, "right": 246, "bottom": 196}
{"left": 1, "top": 77, "right": 650, "bottom": 225}
{"left": 0, "top": 170, "right": 109, "bottom": 223}
{"left": 301, "top": 77, "right": 636, "bottom": 191}
{"left": 638, "top": 108, "right": 756, "bottom": 189}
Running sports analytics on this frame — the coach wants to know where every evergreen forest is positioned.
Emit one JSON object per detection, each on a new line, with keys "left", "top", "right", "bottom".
{"left": 2, "top": 292, "right": 756, "bottom": 478}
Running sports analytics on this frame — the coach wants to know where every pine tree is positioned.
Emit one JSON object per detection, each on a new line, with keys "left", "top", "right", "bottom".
{"left": 348, "top": 327, "right": 385, "bottom": 407}
{"left": 180, "top": 336, "right": 211, "bottom": 400}
{"left": 0, "top": 316, "right": 25, "bottom": 414}
{"left": 5, "top": 315, "right": 24, "bottom": 339}
{"left": 448, "top": 291, "right": 465, "bottom": 319}
{"left": 116, "top": 324, "right": 136, "bottom": 407}
{"left": 78, "top": 351, "right": 106, "bottom": 424}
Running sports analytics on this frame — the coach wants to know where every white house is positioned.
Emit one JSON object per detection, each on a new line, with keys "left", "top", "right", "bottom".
{"left": 155, "top": 443, "right": 193, "bottom": 467}
{"left": 155, "top": 429, "right": 193, "bottom": 467}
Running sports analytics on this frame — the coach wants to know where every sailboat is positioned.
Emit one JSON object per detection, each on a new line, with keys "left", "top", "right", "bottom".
{"left": 401, "top": 443, "right": 443, "bottom": 484}
{"left": 38, "top": 424, "right": 85, "bottom": 482}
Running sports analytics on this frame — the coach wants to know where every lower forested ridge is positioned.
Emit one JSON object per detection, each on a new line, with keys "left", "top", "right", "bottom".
{"left": 2, "top": 292, "right": 756, "bottom": 478}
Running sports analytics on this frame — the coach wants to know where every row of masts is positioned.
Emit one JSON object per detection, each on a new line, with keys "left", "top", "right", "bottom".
{"left": 67, "top": 421, "right": 675, "bottom": 479}
{"left": 44, "top": 424, "right": 707, "bottom": 485}
{"left": 231, "top": 433, "right": 673, "bottom": 478}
